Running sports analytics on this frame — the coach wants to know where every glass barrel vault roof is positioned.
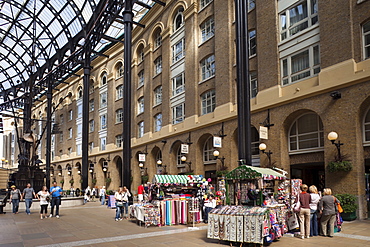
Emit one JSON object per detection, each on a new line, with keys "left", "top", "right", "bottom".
{"left": 0, "top": 0, "right": 155, "bottom": 102}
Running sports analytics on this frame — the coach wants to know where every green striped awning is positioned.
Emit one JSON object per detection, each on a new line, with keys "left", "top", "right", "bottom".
{"left": 153, "top": 175, "right": 189, "bottom": 184}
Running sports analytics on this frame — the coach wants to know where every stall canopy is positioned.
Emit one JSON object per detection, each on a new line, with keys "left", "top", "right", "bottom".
{"left": 153, "top": 175, "right": 189, "bottom": 184}
{"left": 225, "top": 166, "right": 286, "bottom": 180}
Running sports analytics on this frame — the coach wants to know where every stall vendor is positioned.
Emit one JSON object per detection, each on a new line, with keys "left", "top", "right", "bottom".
{"left": 203, "top": 195, "right": 216, "bottom": 223}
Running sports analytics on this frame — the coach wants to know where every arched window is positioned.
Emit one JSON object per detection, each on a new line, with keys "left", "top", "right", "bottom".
{"left": 173, "top": 7, "right": 184, "bottom": 32}
{"left": 137, "top": 45, "right": 144, "bottom": 63}
{"left": 153, "top": 28, "right": 162, "bottom": 49}
{"left": 115, "top": 62, "right": 124, "bottom": 79}
{"left": 77, "top": 86, "right": 83, "bottom": 99}
{"left": 154, "top": 113, "right": 162, "bottom": 132}
{"left": 89, "top": 79, "right": 94, "bottom": 94}
{"left": 137, "top": 97, "right": 144, "bottom": 115}
{"left": 203, "top": 137, "right": 216, "bottom": 163}
{"left": 289, "top": 113, "right": 324, "bottom": 152}
{"left": 116, "top": 108, "right": 123, "bottom": 123}
{"left": 176, "top": 146, "right": 183, "bottom": 166}
{"left": 364, "top": 107, "right": 370, "bottom": 142}
{"left": 100, "top": 72, "right": 107, "bottom": 86}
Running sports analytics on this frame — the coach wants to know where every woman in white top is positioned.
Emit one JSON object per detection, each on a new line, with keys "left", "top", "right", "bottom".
{"left": 204, "top": 195, "right": 216, "bottom": 223}
{"left": 309, "top": 185, "right": 321, "bottom": 236}
{"left": 114, "top": 187, "right": 131, "bottom": 221}
{"left": 38, "top": 186, "right": 50, "bottom": 220}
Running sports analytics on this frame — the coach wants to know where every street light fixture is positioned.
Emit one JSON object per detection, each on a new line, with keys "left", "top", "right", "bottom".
{"left": 328, "top": 131, "right": 344, "bottom": 161}
{"left": 213, "top": 150, "right": 226, "bottom": 168}
{"left": 102, "top": 161, "right": 108, "bottom": 172}
{"left": 259, "top": 143, "right": 273, "bottom": 167}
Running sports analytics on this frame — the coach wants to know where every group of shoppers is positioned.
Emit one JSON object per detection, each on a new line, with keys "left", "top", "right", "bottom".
{"left": 296, "top": 184, "right": 341, "bottom": 239}
{"left": 8, "top": 181, "right": 63, "bottom": 219}
{"left": 84, "top": 186, "right": 106, "bottom": 205}
{"left": 114, "top": 186, "right": 131, "bottom": 221}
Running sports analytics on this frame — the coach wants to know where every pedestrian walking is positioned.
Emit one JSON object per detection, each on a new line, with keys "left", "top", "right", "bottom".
{"left": 23, "top": 183, "right": 37, "bottom": 215}
{"left": 296, "top": 184, "right": 311, "bottom": 239}
{"left": 9, "top": 185, "right": 22, "bottom": 214}
{"left": 49, "top": 181, "right": 63, "bottom": 218}
{"left": 38, "top": 186, "right": 50, "bottom": 220}
{"left": 91, "top": 187, "right": 96, "bottom": 202}
{"left": 114, "top": 187, "right": 131, "bottom": 221}
{"left": 99, "top": 186, "right": 106, "bottom": 205}
{"left": 309, "top": 185, "right": 321, "bottom": 237}
{"left": 84, "top": 186, "right": 91, "bottom": 204}
{"left": 319, "top": 188, "right": 340, "bottom": 238}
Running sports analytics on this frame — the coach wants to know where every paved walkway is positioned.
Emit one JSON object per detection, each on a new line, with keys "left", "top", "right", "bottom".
{"left": 0, "top": 202, "right": 369, "bottom": 247}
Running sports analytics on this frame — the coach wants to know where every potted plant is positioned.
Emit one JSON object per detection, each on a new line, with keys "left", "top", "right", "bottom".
{"left": 141, "top": 175, "right": 149, "bottom": 183}
{"left": 60, "top": 179, "right": 64, "bottom": 185}
{"left": 69, "top": 179, "right": 74, "bottom": 185}
{"left": 216, "top": 170, "right": 229, "bottom": 178}
{"left": 327, "top": 160, "right": 352, "bottom": 172}
{"left": 335, "top": 193, "right": 358, "bottom": 221}
{"left": 79, "top": 179, "right": 83, "bottom": 184}
{"left": 92, "top": 178, "right": 97, "bottom": 184}
{"left": 105, "top": 177, "right": 112, "bottom": 184}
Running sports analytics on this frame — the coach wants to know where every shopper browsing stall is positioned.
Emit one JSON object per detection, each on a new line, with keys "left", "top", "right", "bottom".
{"left": 203, "top": 195, "right": 216, "bottom": 223}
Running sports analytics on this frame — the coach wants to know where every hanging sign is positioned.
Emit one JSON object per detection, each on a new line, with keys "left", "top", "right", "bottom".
{"left": 181, "top": 144, "right": 189, "bottom": 154}
{"left": 138, "top": 154, "right": 146, "bottom": 162}
{"left": 259, "top": 126, "right": 268, "bottom": 140}
{"left": 213, "top": 136, "right": 222, "bottom": 148}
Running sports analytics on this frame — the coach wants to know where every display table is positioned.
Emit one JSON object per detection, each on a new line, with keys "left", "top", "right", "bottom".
{"left": 129, "top": 203, "right": 160, "bottom": 227}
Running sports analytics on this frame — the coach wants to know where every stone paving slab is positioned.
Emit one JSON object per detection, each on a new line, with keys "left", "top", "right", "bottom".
{"left": 1, "top": 201, "right": 370, "bottom": 247}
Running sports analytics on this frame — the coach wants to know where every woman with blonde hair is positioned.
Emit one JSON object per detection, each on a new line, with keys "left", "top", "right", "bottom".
{"left": 318, "top": 188, "right": 340, "bottom": 238}
{"left": 309, "top": 185, "right": 320, "bottom": 236}
{"left": 296, "top": 184, "right": 311, "bottom": 239}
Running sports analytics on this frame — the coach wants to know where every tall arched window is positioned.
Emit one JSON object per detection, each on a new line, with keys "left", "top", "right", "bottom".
{"left": 289, "top": 113, "right": 324, "bottom": 152}
{"left": 115, "top": 62, "right": 124, "bottom": 79}
{"left": 176, "top": 146, "right": 183, "bottom": 167}
{"left": 173, "top": 7, "right": 184, "bottom": 32}
{"left": 153, "top": 28, "right": 162, "bottom": 49}
{"left": 77, "top": 86, "right": 83, "bottom": 99}
{"left": 137, "top": 45, "right": 144, "bottom": 63}
{"left": 203, "top": 137, "right": 216, "bottom": 163}
{"left": 364, "top": 107, "right": 370, "bottom": 142}
{"left": 100, "top": 72, "right": 107, "bottom": 86}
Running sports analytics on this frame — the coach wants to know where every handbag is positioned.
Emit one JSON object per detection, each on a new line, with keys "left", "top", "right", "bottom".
{"left": 293, "top": 194, "right": 301, "bottom": 213}
{"left": 333, "top": 196, "right": 343, "bottom": 213}
{"left": 116, "top": 201, "right": 124, "bottom": 206}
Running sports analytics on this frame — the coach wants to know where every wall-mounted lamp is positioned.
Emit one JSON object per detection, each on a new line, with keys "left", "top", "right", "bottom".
{"left": 58, "top": 171, "right": 62, "bottom": 176}
{"left": 213, "top": 150, "right": 226, "bottom": 168}
{"left": 67, "top": 166, "right": 72, "bottom": 176}
{"left": 330, "top": 91, "right": 341, "bottom": 100}
{"left": 89, "top": 163, "right": 94, "bottom": 173}
{"left": 328, "top": 131, "right": 344, "bottom": 161}
{"left": 102, "top": 161, "right": 108, "bottom": 172}
{"left": 259, "top": 143, "right": 273, "bottom": 167}
{"left": 180, "top": 155, "right": 192, "bottom": 172}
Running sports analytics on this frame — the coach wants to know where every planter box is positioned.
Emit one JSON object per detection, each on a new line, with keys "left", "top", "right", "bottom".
{"left": 341, "top": 211, "right": 357, "bottom": 221}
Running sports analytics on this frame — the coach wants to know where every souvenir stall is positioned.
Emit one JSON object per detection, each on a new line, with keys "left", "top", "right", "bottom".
{"left": 207, "top": 166, "right": 289, "bottom": 245}
{"left": 151, "top": 174, "right": 214, "bottom": 226}
{"left": 129, "top": 202, "right": 161, "bottom": 227}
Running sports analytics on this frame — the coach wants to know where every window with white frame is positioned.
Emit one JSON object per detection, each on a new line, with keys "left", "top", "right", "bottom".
{"left": 77, "top": 103, "right": 82, "bottom": 118}
{"left": 249, "top": 30, "right": 256, "bottom": 57}
{"left": 176, "top": 146, "right": 183, "bottom": 167}
{"left": 172, "top": 39, "right": 185, "bottom": 63}
{"left": 116, "top": 108, "right": 124, "bottom": 123}
{"left": 59, "top": 132, "right": 63, "bottom": 142}
{"left": 116, "top": 62, "right": 124, "bottom": 79}
{"left": 137, "top": 97, "right": 144, "bottom": 115}
{"left": 89, "top": 142, "right": 94, "bottom": 153}
{"left": 364, "top": 107, "right": 370, "bottom": 142}
{"left": 154, "top": 86, "right": 162, "bottom": 105}
{"left": 77, "top": 123, "right": 82, "bottom": 138}
{"left": 68, "top": 147, "right": 72, "bottom": 155}
{"left": 279, "top": 0, "right": 318, "bottom": 41}
{"left": 154, "top": 113, "right": 162, "bottom": 132}
{"left": 138, "top": 46, "right": 144, "bottom": 63}
{"left": 116, "top": 135, "right": 123, "bottom": 147}
{"left": 60, "top": 114, "right": 64, "bottom": 124}
{"left": 281, "top": 44, "right": 320, "bottom": 85}
{"left": 89, "top": 80, "right": 94, "bottom": 94}
{"left": 250, "top": 71, "right": 258, "bottom": 98}
{"left": 89, "top": 99, "right": 94, "bottom": 112}
{"left": 173, "top": 7, "right": 184, "bottom": 32}
{"left": 68, "top": 110, "right": 73, "bottom": 121}
{"left": 172, "top": 73, "right": 185, "bottom": 96}
{"left": 248, "top": 0, "right": 255, "bottom": 11}
{"left": 172, "top": 103, "right": 185, "bottom": 124}
{"left": 100, "top": 137, "right": 106, "bottom": 151}
{"left": 138, "top": 121, "right": 144, "bottom": 138}
{"left": 251, "top": 127, "right": 260, "bottom": 155}
{"left": 116, "top": 85, "right": 123, "bottom": 100}
{"left": 100, "top": 114, "right": 107, "bottom": 130}
{"left": 200, "top": 54, "right": 215, "bottom": 81}
{"left": 100, "top": 91, "right": 107, "bottom": 108}
{"left": 154, "top": 56, "right": 162, "bottom": 75}
{"left": 77, "top": 87, "right": 83, "bottom": 99}
{"left": 101, "top": 72, "right": 108, "bottom": 86}
{"left": 289, "top": 113, "right": 324, "bottom": 152}
{"left": 203, "top": 137, "right": 216, "bottom": 163}
{"left": 363, "top": 20, "right": 370, "bottom": 60}
{"left": 154, "top": 29, "right": 162, "bottom": 49}
{"left": 200, "top": 17, "right": 214, "bottom": 43}
{"left": 77, "top": 144, "right": 82, "bottom": 156}
{"left": 138, "top": 70, "right": 144, "bottom": 88}
{"left": 201, "top": 90, "right": 216, "bottom": 115}
{"left": 68, "top": 128, "right": 72, "bottom": 139}
{"left": 200, "top": 0, "right": 212, "bottom": 9}
{"left": 89, "top": 120, "right": 94, "bottom": 133}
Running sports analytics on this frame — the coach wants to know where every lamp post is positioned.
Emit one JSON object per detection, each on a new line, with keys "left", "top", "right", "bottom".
{"left": 181, "top": 156, "right": 192, "bottom": 173}
{"left": 213, "top": 150, "right": 226, "bottom": 168}
{"left": 328, "top": 131, "right": 344, "bottom": 161}
{"left": 1, "top": 157, "right": 8, "bottom": 168}
{"left": 157, "top": 159, "right": 167, "bottom": 174}
{"left": 259, "top": 143, "right": 273, "bottom": 167}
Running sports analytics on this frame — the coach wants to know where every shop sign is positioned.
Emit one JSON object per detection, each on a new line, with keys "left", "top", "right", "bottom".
{"left": 181, "top": 144, "right": 189, "bottom": 153}
{"left": 138, "top": 153, "right": 146, "bottom": 162}
{"left": 259, "top": 126, "right": 268, "bottom": 139}
{"left": 213, "top": 136, "right": 222, "bottom": 148}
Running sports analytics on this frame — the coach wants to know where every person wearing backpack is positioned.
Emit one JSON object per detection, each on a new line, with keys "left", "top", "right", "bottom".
{"left": 9, "top": 185, "right": 23, "bottom": 214}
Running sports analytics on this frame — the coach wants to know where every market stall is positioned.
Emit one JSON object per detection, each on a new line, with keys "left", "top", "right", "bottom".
{"left": 207, "top": 165, "right": 288, "bottom": 245}
{"left": 129, "top": 203, "right": 161, "bottom": 227}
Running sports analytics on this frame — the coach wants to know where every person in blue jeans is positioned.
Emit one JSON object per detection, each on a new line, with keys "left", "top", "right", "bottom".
{"left": 309, "top": 185, "right": 321, "bottom": 237}
{"left": 10, "top": 185, "right": 22, "bottom": 214}
{"left": 23, "top": 183, "right": 37, "bottom": 215}
{"left": 50, "top": 181, "right": 63, "bottom": 218}
{"left": 114, "top": 187, "right": 131, "bottom": 221}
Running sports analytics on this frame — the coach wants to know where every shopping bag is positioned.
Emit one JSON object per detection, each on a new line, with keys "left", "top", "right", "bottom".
{"left": 287, "top": 212, "right": 299, "bottom": 231}
{"left": 333, "top": 196, "right": 343, "bottom": 213}
{"left": 293, "top": 201, "right": 301, "bottom": 213}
